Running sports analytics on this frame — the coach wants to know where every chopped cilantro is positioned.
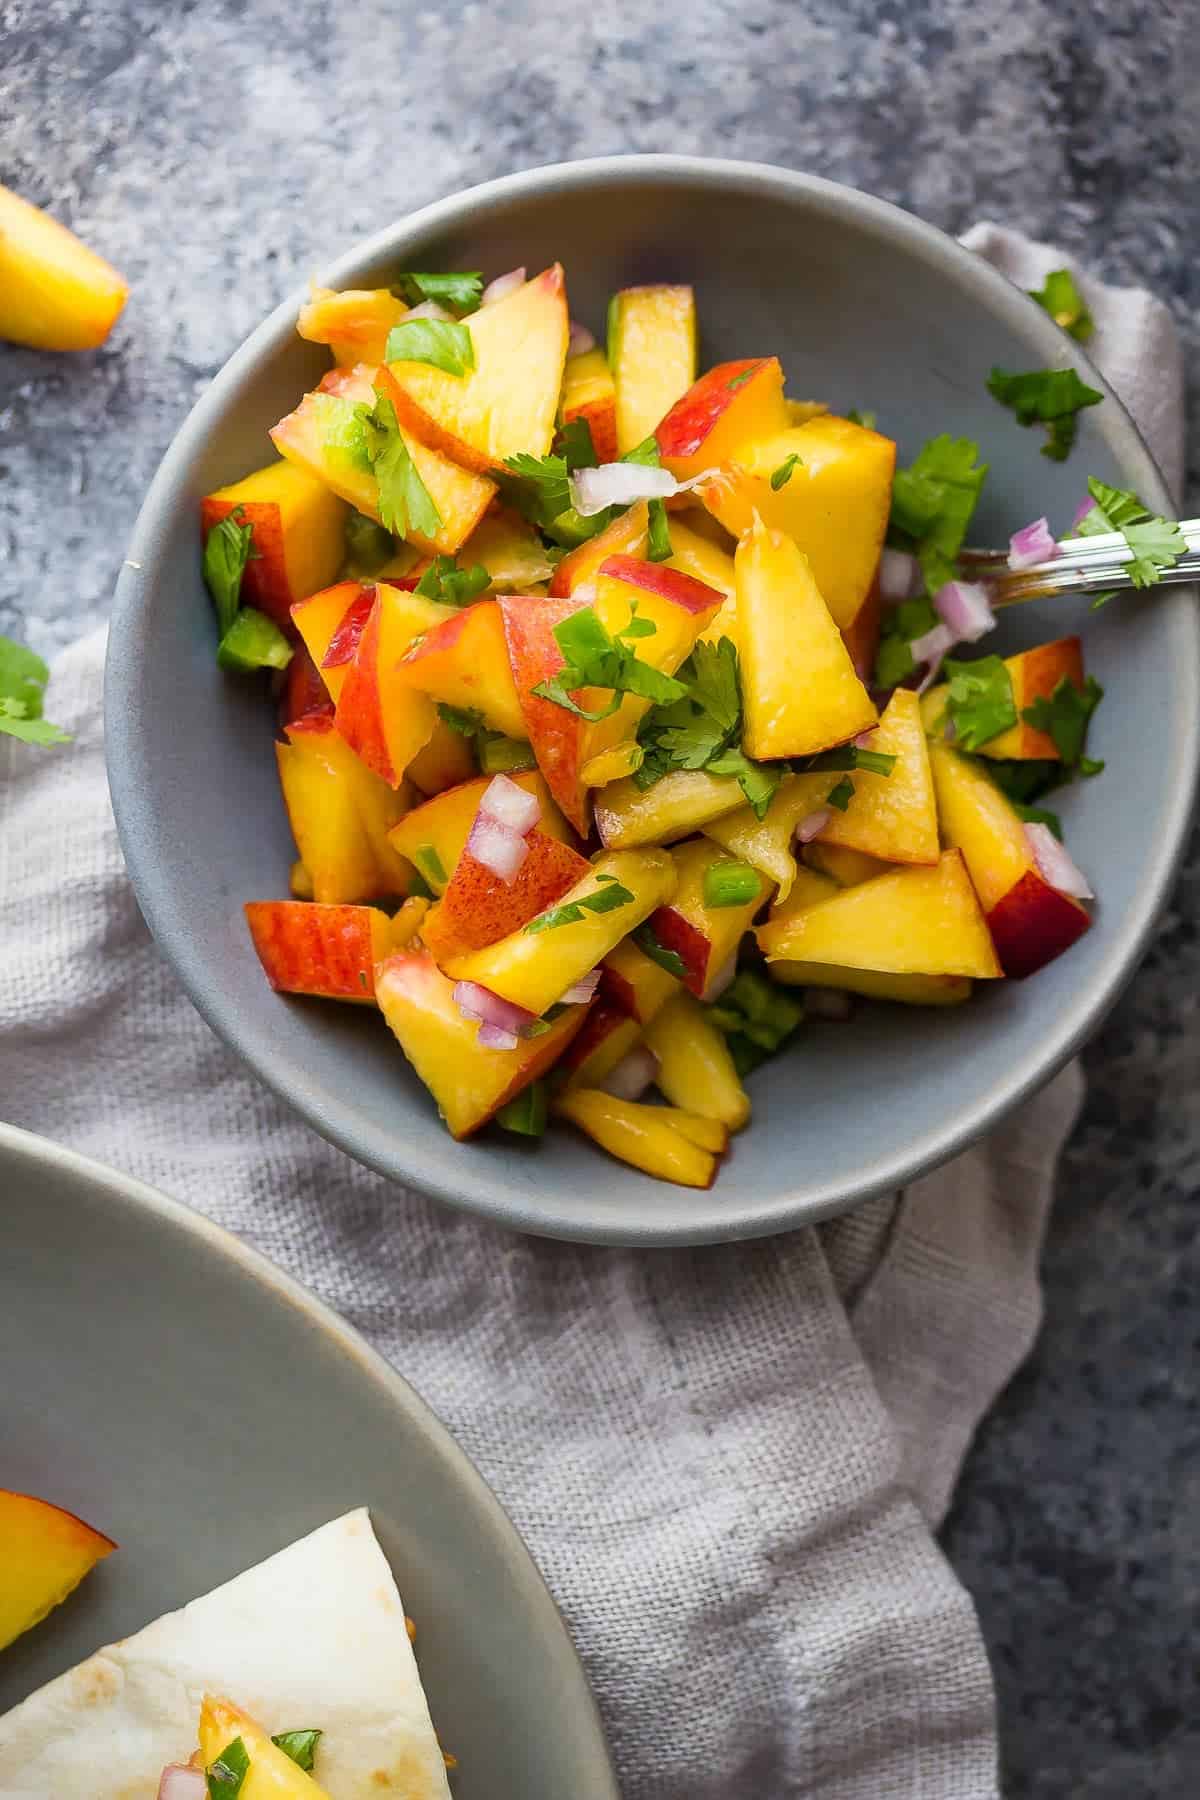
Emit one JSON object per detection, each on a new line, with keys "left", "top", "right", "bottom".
{"left": 392, "top": 271, "right": 483, "bottom": 315}
{"left": 825, "top": 776, "right": 854, "bottom": 811}
{"left": 1076, "top": 478, "right": 1186, "bottom": 588}
{"left": 986, "top": 758, "right": 1059, "bottom": 806}
{"left": 800, "top": 746, "right": 897, "bottom": 777}
{"left": 353, "top": 396, "right": 442, "bottom": 539}
{"left": 496, "top": 1080, "right": 548, "bottom": 1136}
{"left": 206, "top": 1737, "right": 250, "bottom": 1796}
{"left": 705, "top": 747, "right": 782, "bottom": 819}
{"left": 203, "top": 504, "right": 259, "bottom": 637}
{"left": 706, "top": 968, "right": 803, "bottom": 1076}
{"left": 986, "top": 367, "right": 1102, "bottom": 461}
{"left": 437, "top": 702, "right": 486, "bottom": 737}
{"left": 415, "top": 555, "right": 490, "bottom": 607}
{"left": 727, "top": 368, "right": 755, "bottom": 390}
{"left": 1028, "top": 270, "right": 1094, "bottom": 342}
{"left": 621, "top": 435, "right": 672, "bottom": 560}
{"left": 556, "top": 416, "right": 598, "bottom": 470}
{"left": 531, "top": 605, "right": 685, "bottom": 722}
{"left": 0, "top": 636, "right": 70, "bottom": 747}
{"left": 769, "top": 453, "right": 802, "bottom": 491}
{"left": 524, "top": 871, "right": 635, "bottom": 933}
{"left": 385, "top": 317, "right": 475, "bottom": 376}
{"left": 271, "top": 1731, "right": 322, "bottom": 1773}
{"left": 344, "top": 511, "right": 395, "bottom": 575}
{"left": 1014, "top": 802, "right": 1063, "bottom": 839}
{"left": 846, "top": 408, "right": 878, "bottom": 429}
{"left": 1080, "top": 755, "right": 1105, "bottom": 777}
{"left": 889, "top": 436, "right": 988, "bottom": 594}
{"left": 1021, "top": 674, "right": 1104, "bottom": 765}
{"left": 941, "top": 655, "right": 1018, "bottom": 752}
{"left": 635, "top": 637, "right": 782, "bottom": 818}
{"left": 632, "top": 921, "right": 687, "bottom": 979}
{"left": 874, "top": 632, "right": 917, "bottom": 691}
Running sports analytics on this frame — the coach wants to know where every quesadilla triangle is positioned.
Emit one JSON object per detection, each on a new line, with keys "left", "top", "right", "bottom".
{"left": 0, "top": 1508, "right": 453, "bottom": 1800}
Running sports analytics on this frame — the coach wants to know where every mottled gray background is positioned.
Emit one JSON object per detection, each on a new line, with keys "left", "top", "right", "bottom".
{"left": 2, "top": 1, "right": 1198, "bottom": 1793}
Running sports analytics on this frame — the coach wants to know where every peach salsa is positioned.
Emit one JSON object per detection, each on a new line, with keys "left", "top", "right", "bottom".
{"left": 199, "top": 262, "right": 1182, "bottom": 1189}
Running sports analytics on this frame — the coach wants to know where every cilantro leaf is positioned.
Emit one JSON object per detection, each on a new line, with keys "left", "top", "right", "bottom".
{"left": 1014, "top": 802, "right": 1063, "bottom": 839}
{"left": 800, "top": 746, "right": 897, "bottom": 777}
{"left": 632, "top": 921, "right": 687, "bottom": 980}
{"left": 206, "top": 1737, "right": 250, "bottom": 1796}
{"left": 874, "top": 632, "right": 915, "bottom": 690}
{"left": 705, "top": 746, "right": 782, "bottom": 819}
{"left": 354, "top": 396, "right": 442, "bottom": 540}
{"left": 1020, "top": 674, "right": 1103, "bottom": 765}
{"left": 889, "top": 436, "right": 988, "bottom": 594}
{"left": 941, "top": 655, "right": 1018, "bottom": 752}
{"left": 986, "top": 367, "right": 1103, "bottom": 461}
{"left": 271, "top": 1731, "right": 322, "bottom": 1773}
{"left": 846, "top": 408, "right": 877, "bottom": 429}
{"left": 437, "top": 702, "right": 486, "bottom": 737}
{"left": 825, "top": 776, "right": 854, "bottom": 811}
{"left": 556, "top": 416, "right": 598, "bottom": 470}
{"left": 524, "top": 872, "right": 635, "bottom": 933}
{"left": 531, "top": 606, "right": 686, "bottom": 722}
{"left": 385, "top": 317, "right": 475, "bottom": 376}
{"left": 1028, "top": 269, "right": 1094, "bottom": 342}
{"left": 415, "top": 555, "right": 490, "bottom": 607}
{"left": 986, "top": 758, "right": 1060, "bottom": 807}
{"left": 203, "top": 505, "right": 259, "bottom": 637}
{"left": 392, "top": 271, "right": 483, "bottom": 315}
{"left": 769, "top": 453, "right": 802, "bottom": 491}
{"left": 1077, "top": 477, "right": 1186, "bottom": 588}
{"left": 500, "top": 451, "right": 572, "bottom": 532}
{"left": 0, "top": 637, "right": 70, "bottom": 747}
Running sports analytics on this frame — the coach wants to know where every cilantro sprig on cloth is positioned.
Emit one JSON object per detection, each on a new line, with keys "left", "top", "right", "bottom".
{"left": 0, "top": 636, "right": 71, "bottom": 747}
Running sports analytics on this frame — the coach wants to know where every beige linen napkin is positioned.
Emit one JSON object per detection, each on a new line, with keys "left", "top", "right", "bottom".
{"left": 0, "top": 231, "right": 1180, "bottom": 1798}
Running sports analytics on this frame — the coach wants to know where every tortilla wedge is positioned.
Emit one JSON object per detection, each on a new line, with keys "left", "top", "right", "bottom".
{"left": 0, "top": 1508, "right": 451, "bottom": 1800}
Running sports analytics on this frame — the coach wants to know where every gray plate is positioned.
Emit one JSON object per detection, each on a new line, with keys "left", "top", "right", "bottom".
{"left": 0, "top": 1122, "right": 618, "bottom": 1799}
{"left": 105, "top": 155, "right": 1199, "bottom": 1245}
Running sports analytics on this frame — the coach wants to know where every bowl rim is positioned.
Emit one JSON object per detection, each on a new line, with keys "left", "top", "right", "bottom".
{"left": 0, "top": 1117, "right": 620, "bottom": 1793}
{"left": 106, "top": 153, "right": 1200, "bottom": 1245}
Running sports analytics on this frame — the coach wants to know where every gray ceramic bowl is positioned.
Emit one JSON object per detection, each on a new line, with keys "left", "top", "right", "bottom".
{"left": 106, "top": 155, "right": 1199, "bottom": 1246}
{"left": 0, "top": 1121, "right": 618, "bottom": 1798}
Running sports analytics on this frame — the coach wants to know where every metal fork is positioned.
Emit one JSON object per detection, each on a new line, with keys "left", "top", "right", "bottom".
{"left": 960, "top": 520, "right": 1200, "bottom": 607}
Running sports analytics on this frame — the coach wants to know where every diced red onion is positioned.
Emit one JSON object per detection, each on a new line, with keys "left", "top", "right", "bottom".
{"left": 466, "top": 813, "right": 528, "bottom": 884}
{"left": 795, "top": 809, "right": 831, "bottom": 845}
{"left": 453, "top": 981, "right": 540, "bottom": 1037}
{"left": 404, "top": 299, "right": 455, "bottom": 322}
{"left": 559, "top": 968, "right": 602, "bottom": 1006}
{"left": 1007, "top": 516, "right": 1060, "bottom": 570}
{"left": 1025, "top": 823, "right": 1093, "bottom": 900}
{"left": 705, "top": 950, "right": 739, "bottom": 1002}
{"left": 601, "top": 1043, "right": 659, "bottom": 1101}
{"left": 878, "top": 547, "right": 920, "bottom": 603}
{"left": 853, "top": 730, "right": 875, "bottom": 748}
{"left": 909, "top": 622, "right": 957, "bottom": 693}
{"left": 805, "top": 987, "right": 854, "bottom": 1021}
{"left": 478, "top": 1022, "right": 520, "bottom": 1051}
{"left": 568, "top": 320, "right": 596, "bottom": 357}
{"left": 158, "top": 1770, "right": 207, "bottom": 1800}
{"left": 1067, "top": 495, "right": 1096, "bottom": 535}
{"left": 480, "top": 773, "right": 540, "bottom": 836}
{"left": 933, "top": 579, "right": 995, "bottom": 643}
{"left": 480, "top": 267, "right": 525, "bottom": 307}
{"left": 571, "top": 463, "right": 679, "bottom": 516}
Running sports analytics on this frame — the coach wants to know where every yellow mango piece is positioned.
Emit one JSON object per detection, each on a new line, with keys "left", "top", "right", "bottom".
{"left": 594, "top": 767, "right": 746, "bottom": 849}
{"left": 758, "top": 850, "right": 1001, "bottom": 978}
{"left": 820, "top": 688, "right": 938, "bottom": 865}
{"left": 0, "top": 1490, "right": 115, "bottom": 1652}
{"left": 270, "top": 366, "right": 496, "bottom": 556}
{"left": 736, "top": 519, "right": 877, "bottom": 761}
{"left": 443, "top": 849, "right": 677, "bottom": 1016}
{"left": 0, "top": 183, "right": 127, "bottom": 350}
{"left": 928, "top": 742, "right": 1035, "bottom": 913}
{"left": 644, "top": 990, "right": 750, "bottom": 1130}
{"left": 376, "top": 948, "right": 587, "bottom": 1139}
{"left": 296, "top": 285, "right": 409, "bottom": 365}
{"left": 608, "top": 285, "right": 698, "bottom": 453}
{"left": 703, "top": 772, "right": 836, "bottom": 902}
{"left": 769, "top": 962, "right": 973, "bottom": 1005}
{"left": 198, "top": 1696, "right": 330, "bottom": 1799}
{"left": 702, "top": 414, "right": 896, "bottom": 630}
{"left": 554, "top": 1087, "right": 718, "bottom": 1188}
{"left": 385, "top": 265, "right": 569, "bottom": 471}
{"left": 803, "top": 842, "right": 894, "bottom": 887}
